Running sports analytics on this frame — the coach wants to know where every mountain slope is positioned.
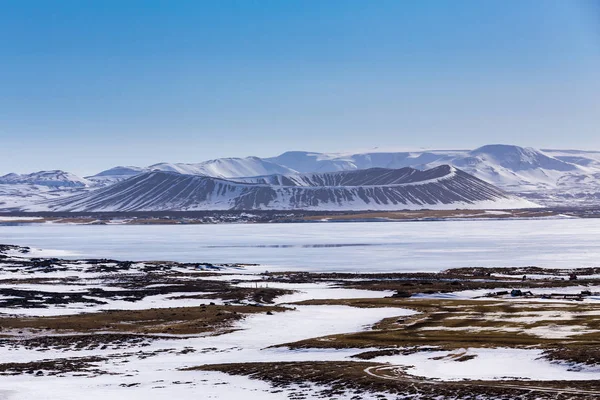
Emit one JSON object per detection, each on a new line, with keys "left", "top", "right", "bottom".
{"left": 88, "top": 157, "right": 299, "bottom": 183}
{"left": 88, "top": 145, "right": 600, "bottom": 198}
{"left": 146, "top": 157, "right": 298, "bottom": 178}
{"left": 0, "top": 170, "right": 90, "bottom": 188}
{"left": 85, "top": 166, "right": 145, "bottom": 185}
{"left": 422, "top": 145, "right": 583, "bottom": 191}
{"left": 237, "top": 166, "right": 459, "bottom": 187}
{"left": 469, "top": 145, "right": 576, "bottom": 172}
{"left": 265, "top": 145, "right": 600, "bottom": 204}
{"left": 3, "top": 145, "right": 598, "bottom": 210}
{"left": 0, "top": 185, "right": 85, "bottom": 211}
{"left": 265, "top": 150, "right": 463, "bottom": 173}
{"left": 264, "top": 151, "right": 358, "bottom": 173}
{"left": 36, "top": 166, "right": 537, "bottom": 212}
{"left": 0, "top": 170, "right": 92, "bottom": 211}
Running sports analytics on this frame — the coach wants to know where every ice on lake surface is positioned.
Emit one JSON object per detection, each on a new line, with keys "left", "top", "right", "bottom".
{"left": 1, "top": 219, "right": 599, "bottom": 272}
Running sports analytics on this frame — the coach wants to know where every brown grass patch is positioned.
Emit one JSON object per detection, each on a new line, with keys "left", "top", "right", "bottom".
{"left": 282, "top": 298, "right": 600, "bottom": 364}
{"left": 190, "top": 361, "right": 600, "bottom": 399}
{"left": 0, "top": 304, "right": 287, "bottom": 336}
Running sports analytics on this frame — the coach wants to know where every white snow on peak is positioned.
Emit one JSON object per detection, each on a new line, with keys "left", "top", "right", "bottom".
{"left": 87, "top": 144, "right": 600, "bottom": 196}
{"left": 268, "top": 145, "right": 600, "bottom": 196}
{"left": 0, "top": 170, "right": 90, "bottom": 188}
{"left": 2, "top": 144, "right": 600, "bottom": 210}
{"left": 89, "top": 166, "right": 145, "bottom": 178}
{"left": 146, "top": 157, "right": 298, "bottom": 179}
{"left": 85, "top": 166, "right": 146, "bottom": 185}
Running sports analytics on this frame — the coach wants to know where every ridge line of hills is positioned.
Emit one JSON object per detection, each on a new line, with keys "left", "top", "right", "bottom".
{"left": 30, "top": 165, "right": 537, "bottom": 212}
{"left": 2, "top": 144, "right": 600, "bottom": 209}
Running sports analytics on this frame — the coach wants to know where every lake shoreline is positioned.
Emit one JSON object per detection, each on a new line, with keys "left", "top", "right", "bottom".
{"left": 1, "top": 206, "right": 600, "bottom": 226}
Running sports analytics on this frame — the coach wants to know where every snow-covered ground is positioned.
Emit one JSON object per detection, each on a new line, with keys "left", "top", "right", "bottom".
{"left": 2, "top": 241, "right": 600, "bottom": 399}
{"left": 0, "top": 216, "right": 44, "bottom": 222}
{"left": 0, "top": 300, "right": 408, "bottom": 399}
{"left": 1, "top": 247, "right": 79, "bottom": 259}
{"left": 2, "top": 292, "right": 599, "bottom": 399}
{"left": 373, "top": 347, "right": 600, "bottom": 381}
{"left": 2, "top": 294, "right": 599, "bottom": 399}
{"left": 235, "top": 281, "right": 395, "bottom": 303}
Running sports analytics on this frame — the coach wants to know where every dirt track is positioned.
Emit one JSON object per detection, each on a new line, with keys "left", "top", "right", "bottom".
{"left": 364, "top": 365, "right": 600, "bottom": 397}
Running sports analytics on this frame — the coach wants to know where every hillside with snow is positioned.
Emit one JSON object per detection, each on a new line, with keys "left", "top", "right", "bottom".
{"left": 85, "top": 166, "right": 146, "bottom": 185}
{"left": 264, "top": 145, "right": 600, "bottom": 206}
{"left": 0, "top": 184, "right": 85, "bottom": 211}
{"left": 265, "top": 145, "right": 590, "bottom": 190}
{"left": 0, "top": 170, "right": 90, "bottom": 188}
{"left": 0, "top": 171, "right": 93, "bottom": 211}
{"left": 28, "top": 166, "right": 536, "bottom": 212}
{"left": 85, "top": 145, "right": 600, "bottom": 199}
{"left": 1, "top": 144, "right": 599, "bottom": 210}
{"left": 144, "top": 157, "right": 297, "bottom": 178}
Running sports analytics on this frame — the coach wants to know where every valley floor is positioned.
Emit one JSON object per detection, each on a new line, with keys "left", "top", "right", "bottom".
{"left": 1, "top": 245, "right": 600, "bottom": 399}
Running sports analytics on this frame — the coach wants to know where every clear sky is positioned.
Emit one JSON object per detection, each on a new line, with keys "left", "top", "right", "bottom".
{"left": 1, "top": 0, "right": 599, "bottom": 176}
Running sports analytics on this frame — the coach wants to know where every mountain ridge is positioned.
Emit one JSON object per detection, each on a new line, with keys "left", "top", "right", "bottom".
{"left": 28, "top": 166, "right": 537, "bottom": 212}
{"left": 1, "top": 144, "right": 600, "bottom": 209}
{"left": 0, "top": 170, "right": 90, "bottom": 188}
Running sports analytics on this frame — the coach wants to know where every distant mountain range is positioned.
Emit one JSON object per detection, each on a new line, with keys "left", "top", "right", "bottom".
{"left": 0, "top": 170, "right": 90, "bottom": 187}
{"left": 1, "top": 144, "right": 600, "bottom": 211}
{"left": 28, "top": 166, "right": 536, "bottom": 212}
{"left": 265, "top": 145, "right": 600, "bottom": 193}
{"left": 86, "top": 144, "right": 600, "bottom": 193}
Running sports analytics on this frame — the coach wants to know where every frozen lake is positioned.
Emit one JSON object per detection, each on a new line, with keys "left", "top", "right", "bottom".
{"left": 0, "top": 219, "right": 599, "bottom": 272}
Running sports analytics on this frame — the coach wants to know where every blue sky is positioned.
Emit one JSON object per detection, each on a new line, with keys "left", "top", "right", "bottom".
{"left": 1, "top": 0, "right": 599, "bottom": 175}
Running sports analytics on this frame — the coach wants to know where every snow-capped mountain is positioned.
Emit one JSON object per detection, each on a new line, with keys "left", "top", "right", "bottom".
{"left": 86, "top": 145, "right": 600, "bottom": 198}
{"left": 0, "top": 170, "right": 90, "bottom": 188}
{"left": 85, "top": 166, "right": 146, "bottom": 185}
{"left": 423, "top": 145, "right": 582, "bottom": 191}
{"left": 265, "top": 150, "right": 449, "bottom": 173}
{"left": 266, "top": 145, "right": 585, "bottom": 190}
{"left": 87, "top": 156, "right": 298, "bottom": 184}
{"left": 0, "top": 184, "right": 86, "bottom": 211}
{"left": 147, "top": 156, "right": 297, "bottom": 178}
{"left": 544, "top": 149, "right": 600, "bottom": 169}
{"left": 31, "top": 166, "right": 536, "bottom": 212}
{"left": 0, "top": 171, "right": 92, "bottom": 211}
{"left": 1, "top": 144, "right": 599, "bottom": 211}
{"left": 237, "top": 166, "right": 462, "bottom": 187}
{"left": 265, "top": 145, "right": 600, "bottom": 205}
